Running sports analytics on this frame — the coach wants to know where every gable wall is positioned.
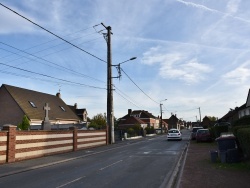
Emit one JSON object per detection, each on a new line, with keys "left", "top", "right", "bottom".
{"left": 0, "top": 86, "right": 24, "bottom": 126}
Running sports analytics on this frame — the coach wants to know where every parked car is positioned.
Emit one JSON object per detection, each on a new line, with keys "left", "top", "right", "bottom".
{"left": 167, "top": 129, "right": 182, "bottom": 141}
{"left": 191, "top": 127, "right": 203, "bottom": 140}
{"left": 196, "top": 129, "right": 212, "bottom": 142}
{"left": 214, "top": 122, "right": 231, "bottom": 127}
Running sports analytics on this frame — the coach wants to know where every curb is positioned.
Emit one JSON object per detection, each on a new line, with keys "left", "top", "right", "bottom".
{"left": 161, "top": 140, "right": 190, "bottom": 188}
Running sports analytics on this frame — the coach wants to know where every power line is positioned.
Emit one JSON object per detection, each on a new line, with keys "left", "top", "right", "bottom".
{"left": 120, "top": 68, "right": 159, "bottom": 104}
{"left": 114, "top": 90, "right": 141, "bottom": 109}
{"left": 0, "top": 61, "right": 106, "bottom": 90}
{"left": 0, "top": 27, "right": 96, "bottom": 60}
{"left": 0, "top": 42, "right": 105, "bottom": 83}
{"left": 0, "top": 3, "right": 106, "bottom": 63}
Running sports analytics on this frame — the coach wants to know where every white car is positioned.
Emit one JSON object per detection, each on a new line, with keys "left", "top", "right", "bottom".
{"left": 167, "top": 129, "right": 182, "bottom": 141}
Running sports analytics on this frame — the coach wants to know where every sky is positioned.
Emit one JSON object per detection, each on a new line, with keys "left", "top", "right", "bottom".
{"left": 0, "top": 0, "right": 250, "bottom": 122}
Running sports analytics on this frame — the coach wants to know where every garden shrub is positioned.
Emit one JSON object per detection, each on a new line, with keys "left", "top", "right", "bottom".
{"left": 127, "top": 128, "right": 135, "bottom": 137}
{"left": 213, "top": 125, "right": 228, "bottom": 138}
{"left": 232, "top": 115, "right": 250, "bottom": 127}
{"left": 237, "top": 128, "right": 250, "bottom": 159}
{"left": 145, "top": 126, "right": 155, "bottom": 134}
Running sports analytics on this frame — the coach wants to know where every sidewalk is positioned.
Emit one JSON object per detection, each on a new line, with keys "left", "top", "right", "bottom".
{"left": 178, "top": 140, "right": 250, "bottom": 188}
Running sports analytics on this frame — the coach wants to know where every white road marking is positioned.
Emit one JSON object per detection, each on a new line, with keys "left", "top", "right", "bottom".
{"left": 56, "top": 176, "right": 85, "bottom": 188}
{"left": 99, "top": 160, "right": 123, "bottom": 171}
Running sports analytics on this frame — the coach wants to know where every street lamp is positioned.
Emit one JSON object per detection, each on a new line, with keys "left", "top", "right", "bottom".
{"left": 112, "top": 57, "right": 137, "bottom": 79}
{"left": 160, "top": 99, "right": 167, "bottom": 134}
{"left": 108, "top": 56, "right": 137, "bottom": 144}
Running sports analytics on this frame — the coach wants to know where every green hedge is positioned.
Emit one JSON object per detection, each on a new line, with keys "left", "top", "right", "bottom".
{"left": 209, "top": 125, "right": 228, "bottom": 139}
{"left": 232, "top": 125, "right": 250, "bottom": 136}
{"left": 237, "top": 128, "right": 250, "bottom": 159}
{"left": 145, "top": 126, "right": 155, "bottom": 134}
{"left": 232, "top": 115, "right": 250, "bottom": 127}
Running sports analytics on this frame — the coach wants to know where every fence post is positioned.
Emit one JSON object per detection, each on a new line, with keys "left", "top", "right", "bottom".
{"left": 69, "top": 126, "right": 77, "bottom": 151}
{"left": 3, "top": 125, "right": 17, "bottom": 163}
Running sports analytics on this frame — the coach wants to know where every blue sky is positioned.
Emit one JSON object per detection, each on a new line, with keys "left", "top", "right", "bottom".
{"left": 0, "top": 0, "right": 250, "bottom": 122}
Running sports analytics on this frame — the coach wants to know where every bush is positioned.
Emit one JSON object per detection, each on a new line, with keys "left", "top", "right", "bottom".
{"left": 232, "top": 125, "right": 250, "bottom": 136}
{"left": 237, "top": 128, "right": 250, "bottom": 159}
{"left": 145, "top": 126, "right": 155, "bottom": 134}
{"left": 127, "top": 128, "right": 135, "bottom": 137}
{"left": 209, "top": 127, "right": 216, "bottom": 139}
{"left": 210, "top": 125, "right": 228, "bottom": 139}
{"left": 18, "top": 115, "right": 30, "bottom": 130}
{"left": 232, "top": 115, "right": 250, "bottom": 127}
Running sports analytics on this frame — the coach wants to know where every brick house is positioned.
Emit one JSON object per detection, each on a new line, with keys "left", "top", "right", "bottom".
{"left": 165, "top": 114, "right": 179, "bottom": 129}
{"left": 118, "top": 109, "right": 160, "bottom": 129}
{"left": 0, "top": 84, "right": 81, "bottom": 129}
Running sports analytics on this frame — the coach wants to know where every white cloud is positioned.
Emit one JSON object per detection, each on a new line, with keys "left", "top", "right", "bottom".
{"left": 222, "top": 66, "right": 250, "bottom": 84}
{"left": 141, "top": 46, "right": 212, "bottom": 84}
{"left": 227, "top": 0, "right": 241, "bottom": 14}
{"left": 176, "top": 0, "right": 250, "bottom": 23}
{"left": 0, "top": 5, "right": 37, "bottom": 34}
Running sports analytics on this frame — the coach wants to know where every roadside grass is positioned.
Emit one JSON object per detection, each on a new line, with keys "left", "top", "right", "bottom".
{"left": 191, "top": 140, "right": 250, "bottom": 171}
{"left": 211, "top": 160, "right": 250, "bottom": 171}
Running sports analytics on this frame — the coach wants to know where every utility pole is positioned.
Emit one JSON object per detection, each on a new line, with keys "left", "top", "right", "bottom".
{"left": 160, "top": 99, "right": 167, "bottom": 134}
{"left": 160, "top": 103, "right": 163, "bottom": 134}
{"left": 102, "top": 23, "right": 114, "bottom": 144}
{"left": 198, "top": 107, "right": 201, "bottom": 123}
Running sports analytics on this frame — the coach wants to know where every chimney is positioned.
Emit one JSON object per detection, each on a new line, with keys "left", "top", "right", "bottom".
{"left": 128, "top": 109, "right": 132, "bottom": 115}
{"left": 56, "top": 92, "right": 61, "bottom": 98}
{"left": 74, "top": 103, "right": 78, "bottom": 109}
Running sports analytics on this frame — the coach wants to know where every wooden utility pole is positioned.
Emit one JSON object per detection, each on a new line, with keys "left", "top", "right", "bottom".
{"left": 160, "top": 103, "right": 163, "bottom": 134}
{"left": 102, "top": 23, "right": 114, "bottom": 144}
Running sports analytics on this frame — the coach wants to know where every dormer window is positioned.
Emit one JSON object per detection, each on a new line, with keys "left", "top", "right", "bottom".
{"left": 29, "top": 101, "right": 37, "bottom": 108}
{"left": 60, "top": 106, "right": 66, "bottom": 111}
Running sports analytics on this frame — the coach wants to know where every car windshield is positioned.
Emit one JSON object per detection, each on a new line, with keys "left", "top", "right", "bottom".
{"left": 169, "top": 130, "right": 179, "bottom": 133}
{"left": 197, "top": 130, "right": 209, "bottom": 134}
{"left": 192, "top": 127, "right": 202, "bottom": 132}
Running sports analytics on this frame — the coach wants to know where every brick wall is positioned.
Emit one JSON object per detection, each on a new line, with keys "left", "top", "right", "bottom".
{"left": 0, "top": 125, "right": 107, "bottom": 164}
{"left": 0, "top": 131, "right": 7, "bottom": 163}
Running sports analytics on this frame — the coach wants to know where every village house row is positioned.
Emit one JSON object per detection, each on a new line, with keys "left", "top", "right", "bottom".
{"left": 0, "top": 84, "right": 250, "bottom": 130}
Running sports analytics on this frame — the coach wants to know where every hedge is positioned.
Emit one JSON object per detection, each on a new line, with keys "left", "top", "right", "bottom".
{"left": 232, "top": 115, "right": 250, "bottom": 127}
{"left": 237, "top": 128, "right": 250, "bottom": 159}
{"left": 209, "top": 125, "right": 228, "bottom": 139}
{"left": 232, "top": 125, "right": 250, "bottom": 136}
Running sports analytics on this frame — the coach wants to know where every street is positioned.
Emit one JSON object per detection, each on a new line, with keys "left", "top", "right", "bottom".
{"left": 0, "top": 130, "right": 190, "bottom": 188}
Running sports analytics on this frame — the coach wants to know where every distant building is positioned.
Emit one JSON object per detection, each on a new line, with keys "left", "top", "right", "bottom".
{"left": 118, "top": 109, "right": 160, "bottom": 129}
{"left": 0, "top": 84, "right": 81, "bottom": 129}
{"left": 166, "top": 114, "right": 179, "bottom": 129}
{"left": 68, "top": 103, "right": 88, "bottom": 126}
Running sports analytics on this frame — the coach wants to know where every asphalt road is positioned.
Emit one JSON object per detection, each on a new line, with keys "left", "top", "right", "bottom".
{"left": 0, "top": 130, "right": 190, "bottom": 188}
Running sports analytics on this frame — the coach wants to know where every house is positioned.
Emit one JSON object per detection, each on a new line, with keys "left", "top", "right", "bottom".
{"left": 118, "top": 109, "right": 160, "bottom": 129}
{"left": 220, "top": 106, "right": 243, "bottom": 124}
{"left": 165, "top": 114, "right": 179, "bottom": 129}
{"left": 238, "top": 89, "right": 250, "bottom": 119}
{"left": 68, "top": 103, "right": 88, "bottom": 125}
{"left": 118, "top": 116, "right": 147, "bottom": 129}
{"left": 0, "top": 84, "right": 81, "bottom": 129}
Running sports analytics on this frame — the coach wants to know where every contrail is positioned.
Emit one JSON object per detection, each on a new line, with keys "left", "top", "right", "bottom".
{"left": 176, "top": 0, "right": 221, "bottom": 14}
{"left": 176, "top": 0, "right": 250, "bottom": 23}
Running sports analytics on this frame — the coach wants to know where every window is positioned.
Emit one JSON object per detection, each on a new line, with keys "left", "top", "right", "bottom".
{"left": 60, "top": 106, "right": 66, "bottom": 111}
{"left": 29, "top": 101, "right": 37, "bottom": 108}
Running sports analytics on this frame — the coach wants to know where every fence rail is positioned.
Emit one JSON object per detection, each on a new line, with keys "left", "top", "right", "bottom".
{"left": 0, "top": 125, "right": 107, "bottom": 164}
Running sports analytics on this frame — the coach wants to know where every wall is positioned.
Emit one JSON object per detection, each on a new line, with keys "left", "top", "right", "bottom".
{"left": 0, "top": 125, "right": 107, "bottom": 164}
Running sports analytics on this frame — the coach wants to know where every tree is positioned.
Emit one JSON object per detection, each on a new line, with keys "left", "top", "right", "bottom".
{"left": 89, "top": 113, "right": 106, "bottom": 129}
{"left": 18, "top": 115, "right": 30, "bottom": 130}
{"left": 207, "top": 116, "right": 217, "bottom": 121}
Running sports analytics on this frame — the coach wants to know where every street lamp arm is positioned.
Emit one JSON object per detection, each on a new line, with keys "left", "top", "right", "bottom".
{"left": 113, "top": 57, "right": 137, "bottom": 66}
